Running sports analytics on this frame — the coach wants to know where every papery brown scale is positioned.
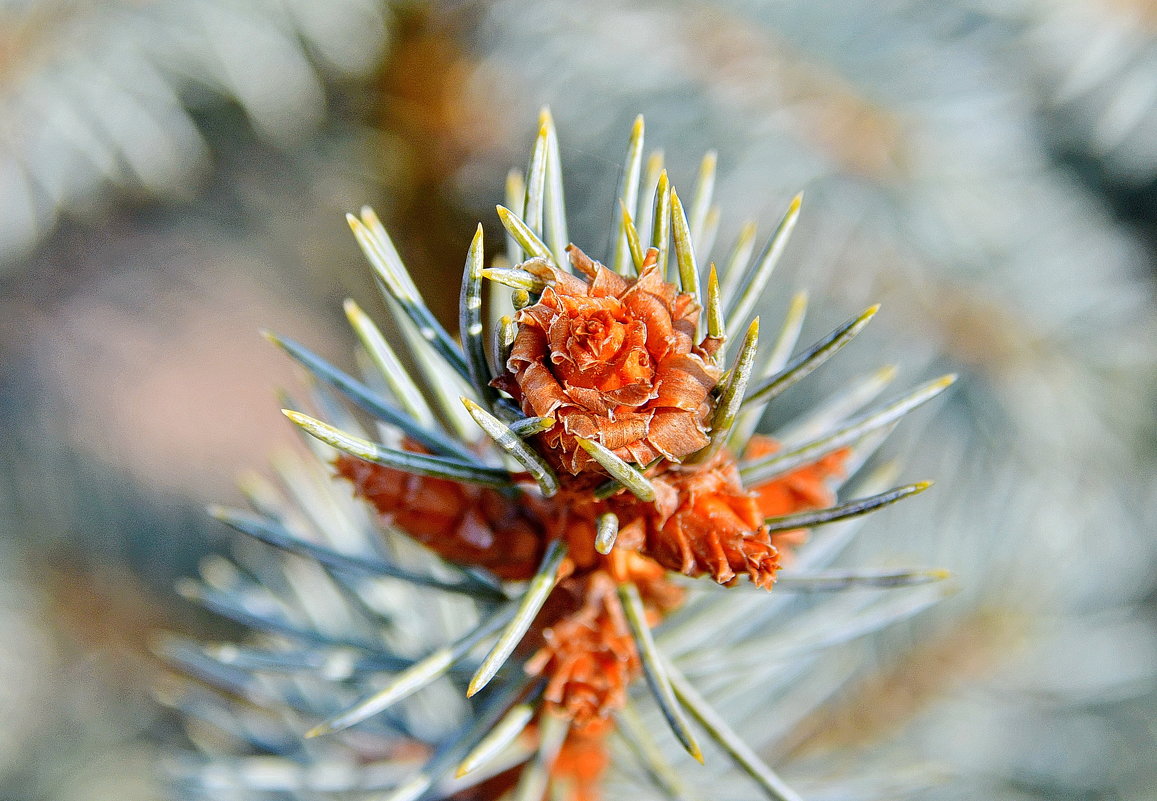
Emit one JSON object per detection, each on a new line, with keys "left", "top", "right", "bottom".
{"left": 645, "top": 409, "right": 710, "bottom": 459}
{"left": 566, "top": 246, "right": 601, "bottom": 280}
{"left": 584, "top": 413, "right": 651, "bottom": 451}
{"left": 652, "top": 354, "right": 716, "bottom": 410}
{"left": 516, "top": 361, "right": 570, "bottom": 417}
{"left": 588, "top": 265, "right": 628, "bottom": 297}
{"left": 622, "top": 291, "right": 675, "bottom": 355}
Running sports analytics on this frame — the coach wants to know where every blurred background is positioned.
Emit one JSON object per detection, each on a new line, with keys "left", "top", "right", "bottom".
{"left": 0, "top": 1, "right": 1154, "bottom": 799}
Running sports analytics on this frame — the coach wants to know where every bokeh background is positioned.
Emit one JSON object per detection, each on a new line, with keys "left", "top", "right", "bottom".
{"left": 0, "top": 1, "right": 1154, "bottom": 799}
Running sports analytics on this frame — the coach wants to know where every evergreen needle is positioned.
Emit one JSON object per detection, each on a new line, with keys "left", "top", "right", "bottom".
{"left": 468, "top": 541, "right": 568, "bottom": 697}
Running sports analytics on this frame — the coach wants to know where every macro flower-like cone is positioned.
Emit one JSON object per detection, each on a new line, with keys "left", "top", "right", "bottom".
{"left": 613, "top": 451, "right": 781, "bottom": 589}
{"left": 169, "top": 111, "right": 955, "bottom": 801}
{"left": 494, "top": 246, "right": 721, "bottom": 474}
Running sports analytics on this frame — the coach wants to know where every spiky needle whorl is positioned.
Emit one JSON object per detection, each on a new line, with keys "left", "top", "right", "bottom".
{"left": 165, "top": 111, "right": 955, "bottom": 801}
